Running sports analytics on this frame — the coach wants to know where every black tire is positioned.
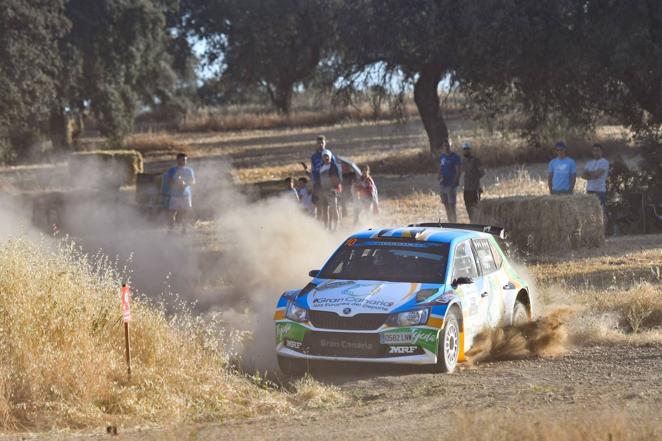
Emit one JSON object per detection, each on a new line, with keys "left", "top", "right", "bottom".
{"left": 433, "top": 308, "right": 461, "bottom": 373}
{"left": 277, "top": 355, "right": 308, "bottom": 377}
{"left": 512, "top": 300, "right": 531, "bottom": 326}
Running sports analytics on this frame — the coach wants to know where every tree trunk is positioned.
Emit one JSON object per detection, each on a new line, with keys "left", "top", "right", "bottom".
{"left": 273, "top": 84, "right": 293, "bottom": 115}
{"left": 266, "top": 80, "right": 294, "bottom": 114}
{"left": 49, "top": 106, "right": 72, "bottom": 150}
{"left": 414, "top": 64, "right": 449, "bottom": 157}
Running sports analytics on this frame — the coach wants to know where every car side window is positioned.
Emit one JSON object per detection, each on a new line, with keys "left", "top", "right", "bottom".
{"left": 488, "top": 240, "right": 503, "bottom": 269}
{"left": 473, "top": 239, "right": 498, "bottom": 275}
{"left": 452, "top": 240, "right": 479, "bottom": 280}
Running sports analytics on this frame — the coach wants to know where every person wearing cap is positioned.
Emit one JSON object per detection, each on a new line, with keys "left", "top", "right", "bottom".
{"left": 318, "top": 149, "right": 342, "bottom": 230}
{"left": 438, "top": 140, "right": 462, "bottom": 223}
{"left": 308, "top": 135, "right": 341, "bottom": 219}
{"left": 461, "top": 141, "right": 485, "bottom": 222}
{"left": 548, "top": 141, "right": 577, "bottom": 194}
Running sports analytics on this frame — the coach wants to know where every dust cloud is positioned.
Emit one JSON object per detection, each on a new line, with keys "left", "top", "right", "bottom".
{"left": 211, "top": 194, "right": 350, "bottom": 373}
{"left": 465, "top": 309, "right": 572, "bottom": 365}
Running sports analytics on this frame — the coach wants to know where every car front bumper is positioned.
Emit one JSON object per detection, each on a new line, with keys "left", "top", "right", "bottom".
{"left": 275, "top": 320, "right": 441, "bottom": 365}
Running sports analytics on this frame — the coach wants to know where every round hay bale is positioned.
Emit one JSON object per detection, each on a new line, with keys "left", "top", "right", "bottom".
{"left": 68, "top": 150, "right": 144, "bottom": 189}
{"left": 476, "top": 194, "right": 605, "bottom": 253}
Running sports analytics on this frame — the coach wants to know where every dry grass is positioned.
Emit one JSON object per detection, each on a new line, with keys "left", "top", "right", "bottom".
{"left": 0, "top": 238, "right": 346, "bottom": 431}
{"left": 288, "top": 374, "right": 347, "bottom": 409}
{"left": 125, "top": 132, "right": 185, "bottom": 155}
{"left": 569, "top": 282, "right": 662, "bottom": 343}
{"left": 177, "top": 103, "right": 420, "bottom": 133}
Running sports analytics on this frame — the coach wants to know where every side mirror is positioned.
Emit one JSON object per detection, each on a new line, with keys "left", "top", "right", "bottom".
{"left": 308, "top": 270, "right": 320, "bottom": 278}
{"left": 451, "top": 276, "right": 473, "bottom": 287}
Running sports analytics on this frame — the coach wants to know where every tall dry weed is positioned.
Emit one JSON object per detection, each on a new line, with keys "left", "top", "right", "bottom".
{"left": 0, "top": 238, "right": 300, "bottom": 430}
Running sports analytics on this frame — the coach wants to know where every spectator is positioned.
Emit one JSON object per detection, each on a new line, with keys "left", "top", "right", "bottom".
{"left": 438, "top": 140, "right": 462, "bottom": 223}
{"left": 461, "top": 141, "right": 485, "bottom": 222}
{"left": 309, "top": 135, "right": 341, "bottom": 220}
{"left": 296, "top": 177, "right": 315, "bottom": 214}
{"left": 163, "top": 152, "right": 196, "bottom": 234}
{"left": 283, "top": 177, "right": 300, "bottom": 203}
{"left": 353, "top": 165, "right": 379, "bottom": 223}
{"left": 547, "top": 141, "right": 576, "bottom": 194}
{"left": 319, "top": 149, "right": 342, "bottom": 230}
{"left": 581, "top": 143, "right": 609, "bottom": 211}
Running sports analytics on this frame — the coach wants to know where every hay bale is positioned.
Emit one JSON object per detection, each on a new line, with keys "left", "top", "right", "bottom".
{"left": 476, "top": 194, "right": 605, "bottom": 253}
{"left": 68, "top": 150, "right": 144, "bottom": 188}
{"left": 135, "top": 172, "right": 164, "bottom": 207}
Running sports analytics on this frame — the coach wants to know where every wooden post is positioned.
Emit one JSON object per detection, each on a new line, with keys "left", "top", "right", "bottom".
{"left": 124, "top": 321, "right": 131, "bottom": 378}
{"left": 121, "top": 284, "right": 132, "bottom": 380}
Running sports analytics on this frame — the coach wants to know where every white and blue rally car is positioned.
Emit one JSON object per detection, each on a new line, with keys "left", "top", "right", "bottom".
{"left": 274, "top": 223, "right": 533, "bottom": 374}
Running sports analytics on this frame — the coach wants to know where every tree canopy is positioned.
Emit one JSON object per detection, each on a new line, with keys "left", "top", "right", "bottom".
{"left": 2, "top": 0, "right": 662, "bottom": 160}
{"left": 186, "top": 0, "right": 338, "bottom": 114}
{"left": 0, "top": 0, "right": 68, "bottom": 159}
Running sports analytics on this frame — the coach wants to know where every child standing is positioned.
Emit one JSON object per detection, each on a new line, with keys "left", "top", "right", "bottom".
{"left": 296, "top": 177, "right": 315, "bottom": 215}
{"left": 353, "top": 165, "right": 379, "bottom": 224}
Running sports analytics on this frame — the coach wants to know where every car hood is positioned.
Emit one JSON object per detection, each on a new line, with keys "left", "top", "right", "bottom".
{"left": 304, "top": 279, "right": 443, "bottom": 315}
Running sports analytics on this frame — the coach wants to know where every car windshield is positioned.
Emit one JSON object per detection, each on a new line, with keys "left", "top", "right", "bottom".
{"left": 318, "top": 240, "right": 449, "bottom": 283}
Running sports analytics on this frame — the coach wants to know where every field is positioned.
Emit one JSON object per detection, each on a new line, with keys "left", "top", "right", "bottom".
{"left": 1, "top": 117, "right": 661, "bottom": 440}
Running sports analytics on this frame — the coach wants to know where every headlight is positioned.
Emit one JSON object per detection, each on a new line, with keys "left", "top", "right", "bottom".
{"left": 285, "top": 301, "right": 309, "bottom": 323}
{"left": 386, "top": 308, "right": 429, "bottom": 327}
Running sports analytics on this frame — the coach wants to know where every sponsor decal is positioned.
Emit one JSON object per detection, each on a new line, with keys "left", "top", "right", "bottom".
{"left": 312, "top": 296, "right": 395, "bottom": 311}
{"left": 342, "top": 307, "right": 352, "bottom": 315}
{"left": 411, "top": 329, "right": 436, "bottom": 344}
{"left": 388, "top": 346, "right": 418, "bottom": 354}
{"left": 436, "top": 290, "right": 456, "bottom": 304}
{"left": 277, "top": 324, "right": 292, "bottom": 340}
{"left": 341, "top": 283, "right": 384, "bottom": 299}
{"left": 285, "top": 340, "right": 303, "bottom": 350}
{"left": 319, "top": 339, "right": 374, "bottom": 351}
{"left": 314, "top": 280, "right": 355, "bottom": 292}
{"left": 312, "top": 282, "right": 394, "bottom": 311}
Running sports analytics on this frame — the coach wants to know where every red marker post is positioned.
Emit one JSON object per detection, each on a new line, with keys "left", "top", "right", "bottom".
{"left": 121, "top": 284, "right": 132, "bottom": 379}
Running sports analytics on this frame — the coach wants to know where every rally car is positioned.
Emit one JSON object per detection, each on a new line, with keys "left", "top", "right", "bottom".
{"left": 273, "top": 223, "right": 533, "bottom": 374}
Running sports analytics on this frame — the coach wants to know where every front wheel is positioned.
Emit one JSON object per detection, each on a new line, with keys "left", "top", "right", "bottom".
{"left": 512, "top": 300, "right": 531, "bottom": 326}
{"left": 433, "top": 309, "right": 460, "bottom": 373}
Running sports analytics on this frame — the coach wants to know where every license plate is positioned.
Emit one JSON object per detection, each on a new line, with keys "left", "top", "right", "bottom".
{"left": 380, "top": 332, "right": 414, "bottom": 344}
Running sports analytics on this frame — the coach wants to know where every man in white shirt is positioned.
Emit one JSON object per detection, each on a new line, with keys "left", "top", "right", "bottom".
{"left": 581, "top": 143, "right": 609, "bottom": 211}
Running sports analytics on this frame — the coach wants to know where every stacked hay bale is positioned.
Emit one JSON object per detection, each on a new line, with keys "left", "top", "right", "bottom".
{"left": 68, "top": 150, "right": 144, "bottom": 189}
{"left": 476, "top": 194, "right": 604, "bottom": 253}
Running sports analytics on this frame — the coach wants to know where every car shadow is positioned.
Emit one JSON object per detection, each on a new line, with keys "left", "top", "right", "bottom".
{"left": 296, "top": 360, "right": 436, "bottom": 385}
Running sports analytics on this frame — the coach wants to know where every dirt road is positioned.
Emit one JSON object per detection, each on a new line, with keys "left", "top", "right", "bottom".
{"left": 46, "top": 343, "right": 656, "bottom": 440}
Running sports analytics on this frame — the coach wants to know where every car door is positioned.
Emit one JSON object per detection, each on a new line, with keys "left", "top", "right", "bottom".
{"left": 488, "top": 238, "right": 520, "bottom": 324}
{"left": 450, "top": 240, "right": 485, "bottom": 339}
{"left": 472, "top": 238, "right": 505, "bottom": 328}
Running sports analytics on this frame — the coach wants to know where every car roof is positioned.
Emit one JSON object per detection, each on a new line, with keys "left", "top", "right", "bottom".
{"left": 350, "top": 227, "right": 484, "bottom": 244}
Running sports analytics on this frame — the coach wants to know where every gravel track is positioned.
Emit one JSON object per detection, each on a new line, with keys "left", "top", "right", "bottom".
{"left": 70, "top": 343, "right": 662, "bottom": 441}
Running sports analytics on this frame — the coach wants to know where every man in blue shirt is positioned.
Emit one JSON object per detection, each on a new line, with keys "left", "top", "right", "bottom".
{"left": 438, "top": 140, "right": 462, "bottom": 222}
{"left": 547, "top": 141, "right": 576, "bottom": 194}
{"left": 163, "top": 152, "right": 196, "bottom": 233}
{"left": 309, "top": 135, "right": 341, "bottom": 220}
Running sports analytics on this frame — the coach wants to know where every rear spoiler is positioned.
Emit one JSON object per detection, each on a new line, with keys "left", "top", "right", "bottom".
{"left": 408, "top": 223, "right": 506, "bottom": 239}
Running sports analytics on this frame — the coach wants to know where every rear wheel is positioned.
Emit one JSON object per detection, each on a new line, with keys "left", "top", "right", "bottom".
{"left": 512, "top": 300, "right": 530, "bottom": 326}
{"left": 433, "top": 309, "right": 460, "bottom": 373}
{"left": 277, "top": 355, "right": 308, "bottom": 377}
